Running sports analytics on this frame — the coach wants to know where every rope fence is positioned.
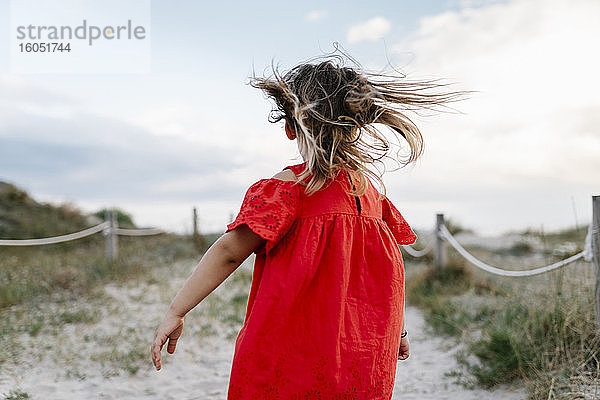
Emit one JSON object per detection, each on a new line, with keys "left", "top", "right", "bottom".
{"left": 400, "top": 195, "right": 600, "bottom": 332}
{"left": 402, "top": 239, "right": 434, "bottom": 258}
{"left": 439, "top": 224, "right": 588, "bottom": 277}
{"left": 114, "top": 227, "right": 164, "bottom": 236}
{"left": 1, "top": 197, "right": 598, "bottom": 328}
{"left": 0, "top": 222, "right": 109, "bottom": 246}
{"left": 0, "top": 210, "right": 163, "bottom": 260}
{"left": 401, "top": 218, "right": 593, "bottom": 276}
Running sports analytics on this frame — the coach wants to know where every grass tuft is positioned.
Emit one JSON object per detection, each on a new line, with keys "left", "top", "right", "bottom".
{"left": 405, "top": 222, "right": 600, "bottom": 399}
{"left": 463, "top": 293, "right": 599, "bottom": 394}
{"left": 406, "top": 260, "right": 473, "bottom": 308}
{"left": 2, "top": 390, "right": 30, "bottom": 400}
{"left": 0, "top": 234, "right": 199, "bottom": 309}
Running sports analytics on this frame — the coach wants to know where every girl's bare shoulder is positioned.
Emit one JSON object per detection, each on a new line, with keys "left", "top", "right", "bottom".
{"left": 271, "top": 168, "right": 297, "bottom": 182}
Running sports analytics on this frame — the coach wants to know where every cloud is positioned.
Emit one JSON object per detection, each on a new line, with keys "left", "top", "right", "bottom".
{"left": 387, "top": 0, "right": 600, "bottom": 234}
{"left": 0, "top": 114, "right": 241, "bottom": 202}
{"left": 454, "top": 0, "right": 504, "bottom": 8}
{"left": 3, "top": 0, "right": 598, "bottom": 236}
{"left": 0, "top": 84, "right": 268, "bottom": 232}
{"left": 0, "top": 76, "right": 79, "bottom": 120}
{"left": 305, "top": 10, "right": 327, "bottom": 22}
{"left": 0, "top": 76, "right": 302, "bottom": 233}
{"left": 347, "top": 17, "right": 391, "bottom": 44}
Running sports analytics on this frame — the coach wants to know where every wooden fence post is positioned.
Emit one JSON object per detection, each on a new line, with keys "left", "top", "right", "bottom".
{"left": 435, "top": 213, "right": 447, "bottom": 270}
{"left": 106, "top": 210, "right": 118, "bottom": 262}
{"left": 192, "top": 207, "right": 205, "bottom": 251}
{"left": 592, "top": 196, "right": 600, "bottom": 333}
{"left": 193, "top": 207, "right": 199, "bottom": 238}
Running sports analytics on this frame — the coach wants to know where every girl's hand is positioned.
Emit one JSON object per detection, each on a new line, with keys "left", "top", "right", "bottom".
{"left": 398, "top": 335, "right": 410, "bottom": 360}
{"left": 151, "top": 312, "right": 184, "bottom": 371}
{"left": 149, "top": 227, "right": 262, "bottom": 371}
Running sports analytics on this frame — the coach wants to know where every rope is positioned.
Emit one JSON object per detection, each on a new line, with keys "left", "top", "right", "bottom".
{"left": 114, "top": 228, "right": 164, "bottom": 236}
{"left": 439, "top": 224, "right": 586, "bottom": 277}
{"left": 0, "top": 222, "right": 109, "bottom": 246}
{"left": 402, "top": 239, "right": 434, "bottom": 257}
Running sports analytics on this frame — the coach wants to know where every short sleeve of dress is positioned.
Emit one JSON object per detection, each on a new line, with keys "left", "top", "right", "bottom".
{"left": 381, "top": 196, "right": 418, "bottom": 245}
{"left": 226, "top": 179, "right": 300, "bottom": 254}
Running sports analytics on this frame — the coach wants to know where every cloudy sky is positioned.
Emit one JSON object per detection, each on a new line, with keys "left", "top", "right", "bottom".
{"left": 0, "top": 0, "right": 598, "bottom": 236}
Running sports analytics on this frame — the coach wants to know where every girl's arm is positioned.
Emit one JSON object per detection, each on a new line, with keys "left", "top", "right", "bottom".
{"left": 151, "top": 225, "right": 264, "bottom": 370}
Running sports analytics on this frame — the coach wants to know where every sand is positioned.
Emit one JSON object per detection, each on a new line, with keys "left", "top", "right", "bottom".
{"left": 0, "top": 257, "right": 526, "bottom": 399}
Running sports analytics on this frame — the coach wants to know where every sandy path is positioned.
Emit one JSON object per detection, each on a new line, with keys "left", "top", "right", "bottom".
{"left": 393, "top": 306, "right": 525, "bottom": 399}
{"left": 1, "top": 258, "right": 526, "bottom": 399}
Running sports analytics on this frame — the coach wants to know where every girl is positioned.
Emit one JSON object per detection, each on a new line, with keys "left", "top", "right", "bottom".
{"left": 151, "top": 55, "right": 460, "bottom": 399}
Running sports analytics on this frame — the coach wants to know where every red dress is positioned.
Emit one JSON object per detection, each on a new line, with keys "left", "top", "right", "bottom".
{"left": 225, "top": 162, "right": 417, "bottom": 400}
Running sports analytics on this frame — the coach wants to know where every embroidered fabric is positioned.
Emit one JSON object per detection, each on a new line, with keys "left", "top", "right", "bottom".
{"left": 382, "top": 196, "right": 418, "bottom": 245}
{"left": 226, "top": 178, "right": 300, "bottom": 254}
{"left": 228, "top": 350, "right": 396, "bottom": 399}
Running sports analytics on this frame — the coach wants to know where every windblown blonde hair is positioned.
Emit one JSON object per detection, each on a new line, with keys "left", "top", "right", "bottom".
{"left": 250, "top": 52, "right": 465, "bottom": 196}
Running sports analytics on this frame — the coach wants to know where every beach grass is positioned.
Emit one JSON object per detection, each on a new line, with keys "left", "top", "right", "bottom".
{"left": 0, "top": 183, "right": 250, "bottom": 393}
{"left": 405, "top": 225, "right": 599, "bottom": 400}
{"left": 0, "top": 233, "right": 200, "bottom": 372}
{"left": 0, "top": 226, "right": 255, "bottom": 391}
{"left": 1, "top": 389, "right": 30, "bottom": 400}
{"left": 0, "top": 233, "right": 199, "bottom": 310}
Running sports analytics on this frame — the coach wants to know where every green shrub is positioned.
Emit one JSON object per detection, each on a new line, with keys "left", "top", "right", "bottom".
{"left": 2, "top": 389, "right": 30, "bottom": 400}
{"left": 509, "top": 241, "right": 533, "bottom": 256}
{"left": 469, "top": 329, "right": 521, "bottom": 386}
{"left": 461, "top": 292, "right": 599, "bottom": 396}
{"left": 424, "top": 298, "right": 471, "bottom": 336}
{"left": 92, "top": 208, "right": 136, "bottom": 228}
{"left": 0, "top": 182, "right": 90, "bottom": 240}
{"left": 406, "top": 261, "right": 472, "bottom": 308}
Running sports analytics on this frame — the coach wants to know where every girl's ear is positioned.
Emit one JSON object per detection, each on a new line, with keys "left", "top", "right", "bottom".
{"left": 284, "top": 121, "right": 297, "bottom": 140}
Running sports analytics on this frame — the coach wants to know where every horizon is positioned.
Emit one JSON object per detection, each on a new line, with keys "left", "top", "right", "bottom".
{"left": 0, "top": 178, "right": 593, "bottom": 238}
